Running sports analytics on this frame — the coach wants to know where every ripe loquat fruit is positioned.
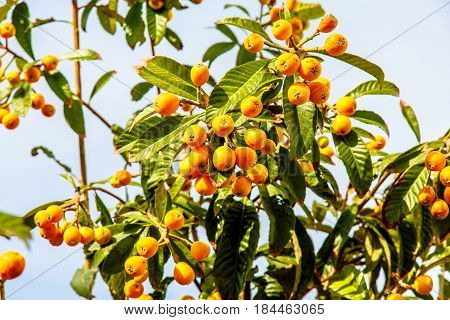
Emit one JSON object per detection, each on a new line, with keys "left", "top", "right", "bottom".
{"left": 430, "top": 199, "right": 449, "bottom": 220}
{"left": 46, "top": 205, "right": 64, "bottom": 223}
{"left": 235, "top": 146, "right": 257, "bottom": 170}
{"left": 179, "top": 157, "right": 200, "bottom": 180}
{"left": 269, "top": 7, "right": 281, "bottom": 21}
{"left": 0, "top": 251, "right": 25, "bottom": 280}
{"left": 42, "top": 55, "right": 59, "bottom": 71}
{"left": 244, "top": 33, "right": 264, "bottom": 53}
{"left": 174, "top": 262, "right": 195, "bottom": 285}
{"left": 189, "top": 145, "right": 209, "bottom": 172}
{"left": 183, "top": 124, "right": 207, "bottom": 147}
{"left": 134, "top": 270, "right": 149, "bottom": 283}
{"left": 367, "top": 135, "right": 386, "bottom": 150}
{"left": 190, "top": 241, "right": 210, "bottom": 262}
{"left": 336, "top": 96, "right": 357, "bottom": 116}
{"left": 195, "top": 175, "right": 216, "bottom": 196}
{"left": 213, "top": 146, "right": 236, "bottom": 171}
{"left": 24, "top": 67, "right": 42, "bottom": 83}
{"left": 288, "top": 81, "right": 310, "bottom": 105}
{"left": 41, "top": 104, "right": 56, "bottom": 117}
{"left": 219, "top": 171, "right": 236, "bottom": 188}
{"left": 286, "top": 0, "right": 297, "bottom": 11}
{"left": 125, "top": 256, "right": 147, "bottom": 277}
{"left": 332, "top": 114, "right": 352, "bottom": 136}
{"left": 443, "top": 187, "right": 450, "bottom": 204}
{"left": 0, "top": 108, "right": 9, "bottom": 122}
{"left": 317, "top": 136, "right": 329, "bottom": 148}
{"left": 386, "top": 293, "right": 404, "bottom": 300}
{"left": 309, "top": 78, "right": 330, "bottom": 104}
{"left": 240, "top": 96, "right": 263, "bottom": 118}
{"left": 137, "top": 293, "right": 153, "bottom": 300}
{"left": 148, "top": 0, "right": 164, "bottom": 10}
{"left": 212, "top": 114, "right": 234, "bottom": 137}
{"left": 0, "top": 21, "right": 16, "bottom": 38}
{"left": 439, "top": 166, "right": 450, "bottom": 187}
{"left": 64, "top": 226, "right": 81, "bottom": 247}
{"left": 167, "top": 9, "right": 173, "bottom": 22}
{"left": 31, "top": 93, "right": 45, "bottom": 110}
{"left": 413, "top": 275, "right": 433, "bottom": 295}
{"left": 49, "top": 231, "right": 64, "bottom": 247}
{"left": 291, "top": 18, "right": 303, "bottom": 35}
{"left": 34, "top": 210, "right": 51, "bottom": 229}
{"left": 317, "top": 14, "right": 338, "bottom": 33}
{"left": 324, "top": 33, "right": 348, "bottom": 56}
{"left": 231, "top": 176, "right": 252, "bottom": 197}
{"left": 247, "top": 163, "right": 269, "bottom": 184}
{"left": 40, "top": 223, "right": 58, "bottom": 240}
{"left": 277, "top": 52, "right": 300, "bottom": 76}
{"left": 155, "top": 92, "right": 180, "bottom": 116}
{"left": 181, "top": 295, "right": 195, "bottom": 300}
{"left": 191, "top": 63, "right": 209, "bottom": 87}
{"left": 115, "top": 170, "right": 132, "bottom": 186}
{"left": 136, "top": 237, "right": 158, "bottom": 259}
{"left": 418, "top": 186, "right": 436, "bottom": 206}
{"left": 2, "top": 113, "right": 19, "bottom": 130}
{"left": 299, "top": 57, "right": 322, "bottom": 81}
{"left": 79, "top": 226, "right": 95, "bottom": 245}
{"left": 261, "top": 139, "right": 276, "bottom": 154}
{"left": 95, "top": 227, "right": 112, "bottom": 245}
{"left": 244, "top": 128, "right": 267, "bottom": 150}
{"left": 424, "top": 151, "right": 446, "bottom": 171}
{"left": 164, "top": 209, "right": 185, "bottom": 230}
{"left": 124, "top": 280, "right": 144, "bottom": 298}
{"left": 6, "top": 70, "right": 20, "bottom": 85}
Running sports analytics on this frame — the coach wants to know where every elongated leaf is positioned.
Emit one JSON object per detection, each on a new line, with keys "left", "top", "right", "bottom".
{"left": 203, "top": 42, "right": 235, "bottom": 66}
{"left": 314, "top": 50, "right": 384, "bottom": 85}
{"left": 259, "top": 186, "right": 296, "bottom": 254}
{"left": 279, "top": 147, "right": 306, "bottom": 203}
{"left": 283, "top": 77, "right": 317, "bottom": 157}
{"left": 97, "top": 0, "right": 119, "bottom": 35}
{"left": 333, "top": 131, "right": 373, "bottom": 196}
{"left": 294, "top": 2, "right": 325, "bottom": 20}
{"left": 216, "top": 24, "right": 238, "bottom": 43}
{"left": 421, "top": 246, "right": 450, "bottom": 274}
{"left": 328, "top": 265, "right": 369, "bottom": 300}
{"left": 64, "top": 99, "right": 85, "bottom": 135}
{"left": 11, "top": 83, "right": 32, "bottom": 117}
{"left": 148, "top": 245, "right": 169, "bottom": 289}
{"left": 317, "top": 207, "right": 357, "bottom": 274}
{"left": 0, "top": 211, "right": 31, "bottom": 243}
{"left": 146, "top": 6, "right": 167, "bottom": 45}
{"left": 399, "top": 219, "right": 417, "bottom": 276}
{"left": 101, "top": 271, "right": 126, "bottom": 300}
{"left": 382, "top": 165, "right": 430, "bottom": 226}
{"left": 294, "top": 217, "right": 315, "bottom": 295}
{"left": 81, "top": 0, "right": 99, "bottom": 31}
{"left": 224, "top": 4, "right": 250, "bottom": 16}
{"left": 352, "top": 110, "right": 389, "bottom": 136}
{"left": 138, "top": 56, "right": 197, "bottom": 100}
{"left": 346, "top": 80, "right": 399, "bottom": 99}
{"left": 90, "top": 70, "right": 116, "bottom": 101}
{"left": 130, "top": 83, "right": 152, "bottom": 102}
{"left": 213, "top": 201, "right": 260, "bottom": 299}
{"left": 165, "top": 27, "right": 183, "bottom": 50}
{"left": 415, "top": 206, "right": 433, "bottom": 256}
{"left": 206, "top": 59, "right": 279, "bottom": 122}
{"left": 95, "top": 194, "right": 113, "bottom": 226}
{"left": 216, "top": 17, "right": 271, "bottom": 41}
{"left": 124, "top": 3, "right": 145, "bottom": 49}
{"left": 61, "top": 49, "right": 101, "bottom": 61}
{"left": 400, "top": 100, "right": 421, "bottom": 142}
{"left": 44, "top": 70, "right": 72, "bottom": 101}
{"left": 12, "top": 3, "right": 34, "bottom": 58}
{"left": 70, "top": 268, "right": 97, "bottom": 299}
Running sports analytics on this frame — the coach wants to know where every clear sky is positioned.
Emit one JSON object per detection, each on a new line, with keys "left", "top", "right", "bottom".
{"left": 0, "top": 0, "right": 449, "bottom": 299}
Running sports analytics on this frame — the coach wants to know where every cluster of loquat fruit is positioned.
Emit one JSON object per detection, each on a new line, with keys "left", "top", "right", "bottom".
{"left": 417, "top": 151, "right": 450, "bottom": 220}
{"left": 123, "top": 209, "right": 211, "bottom": 299}
{"left": 0, "top": 21, "right": 59, "bottom": 131}
{"left": 33, "top": 204, "right": 112, "bottom": 247}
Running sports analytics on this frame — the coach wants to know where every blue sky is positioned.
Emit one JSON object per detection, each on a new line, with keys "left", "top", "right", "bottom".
{"left": 0, "top": 0, "right": 449, "bottom": 299}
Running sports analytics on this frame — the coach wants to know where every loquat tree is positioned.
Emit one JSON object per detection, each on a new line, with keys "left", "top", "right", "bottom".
{"left": 0, "top": 0, "right": 449, "bottom": 301}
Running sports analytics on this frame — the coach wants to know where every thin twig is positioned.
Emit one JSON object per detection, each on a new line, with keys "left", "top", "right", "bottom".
{"left": 357, "top": 172, "right": 391, "bottom": 212}
{"left": 81, "top": 100, "right": 112, "bottom": 129}
{"left": 80, "top": 186, "right": 126, "bottom": 204}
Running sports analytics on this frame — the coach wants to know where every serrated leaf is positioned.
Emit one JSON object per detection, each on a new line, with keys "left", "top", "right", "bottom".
{"left": 146, "top": 6, "right": 167, "bottom": 45}
{"left": 203, "top": 42, "right": 235, "bottom": 66}
{"left": 60, "top": 49, "right": 101, "bottom": 61}
{"left": 214, "top": 201, "right": 260, "bottom": 299}
{"left": 12, "top": 3, "right": 34, "bottom": 58}
{"left": 352, "top": 110, "right": 389, "bottom": 136}
{"left": 333, "top": 131, "right": 373, "bottom": 196}
{"left": 314, "top": 51, "right": 384, "bottom": 86}
{"left": 400, "top": 100, "right": 421, "bottom": 142}
{"left": 328, "top": 265, "right": 369, "bottom": 300}
{"left": 138, "top": 56, "right": 197, "bottom": 100}
{"left": 206, "top": 59, "right": 279, "bottom": 122}
{"left": 70, "top": 268, "right": 97, "bottom": 299}
{"left": 165, "top": 27, "right": 183, "bottom": 51}
{"left": 346, "top": 80, "right": 399, "bottom": 99}
{"left": 382, "top": 165, "right": 430, "bottom": 226}
{"left": 216, "top": 17, "right": 271, "bottom": 41}
{"left": 90, "top": 70, "right": 116, "bottom": 101}
{"left": 11, "top": 82, "right": 32, "bottom": 117}
{"left": 278, "top": 147, "right": 306, "bottom": 203}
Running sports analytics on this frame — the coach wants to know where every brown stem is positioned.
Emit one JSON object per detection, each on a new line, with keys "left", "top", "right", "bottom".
{"left": 357, "top": 172, "right": 390, "bottom": 212}
{"left": 81, "top": 100, "right": 112, "bottom": 129}
{"left": 0, "top": 279, "right": 5, "bottom": 300}
{"left": 298, "top": 30, "right": 320, "bottom": 47}
{"left": 72, "top": 0, "right": 88, "bottom": 190}
{"left": 263, "top": 40, "right": 290, "bottom": 52}
{"left": 150, "top": 38, "right": 161, "bottom": 94}
{"left": 80, "top": 186, "right": 126, "bottom": 204}
{"left": 168, "top": 233, "right": 192, "bottom": 246}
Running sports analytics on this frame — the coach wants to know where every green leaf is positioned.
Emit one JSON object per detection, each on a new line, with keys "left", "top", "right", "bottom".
{"left": 203, "top": 42, "right": 235, "bottom": 66}
{"left": 146, "top": 6, "right": 167, "bottom": 45}
{"left": 206, "top": 59, "right": 280, "bottom": 122}
{"left": 352, "top": 110, "right": 390, "bottom": 136}
{"left": 148, "top": 245, "right": 169, "bottom": 289}
{"left": 43, "top": 70, "right": 72, "bottom": 101}
{"left": 278, "top": 147, "right": 306, "bottom": 203}
{"left": 95, "top": 194, "right": 113, "bottom": 226}
{"left": 130, "top": 82, "right": 152, "bottom": 102}
{"left": 64, "top": 99, "right": 85, "bottom": 135}
{"left": 11, "top": 82, "right": 32, "bottom": 117}
{"left": 216, "top": 17, "right": 271, "bottom": 41}
{"left": 236, "top": 45, "right": 256, "bottom": 66}
{"left": 216, "top": 24, "right": 238, "bottom": 43}
{"left": 223, "top": 4, "right": 250, "bottom": 17}
{"left": 138, "top": 56, "right": 197, "bottom": 100}
{"left": 294, "top": 3, "right": 325, "bottom": 20}
{"left": 333, "top": 131, "right": 373, "bottom": 196}
{"left": 214, "top": 201, "right": 260, "bottom": 299}
{"left": 70, "top": 268, "right": 97, "bottom": 299}
{"left": 165, "top": 27, "right": 183, "bottom": 51}
{"left": 154, "top": 182, "right": 170, "bottom": 221}
{"left": 316, "top": 207, "right": 357, "bottom": 274}
{"left": 101, "top": 271, "right": 126, "bottom": 300}
{"left": 124, "top": 3, "right": 145, "bottom": 49}
{"left": 400, "top": 100, "right": 421, "bottom": 142}
{"left": 294, "top": 217, "right": 315, "bottom": 295}
{"left": 31, "top": 146, "right": 72, "bottom": 173}
{"left": 12, "top": 3, "right": 34, "bottom": 59}
{"left": 283, "top": 77, "right": 317, "bottom": 157}
{"left": 0, "top": 0, "right": 17, "bottom": 22}
{"left": 60, "top": 49, "right": 101, "bottom": 61}
{"left": 415, "top": 206, "right": 433, "bottom": 256}
{"left": 421, "top": 246, "right": 450, "bottom": 274}
{"left": 346, "top": 80, "right": 399, "bottom": 99}
{"left": 97, "top": 0, "right": 120, "bottom": 35}
{"left": 89, "top": 70, "right": 116, "bottom": 101}
{"left": 399, "top": 219, "right": 417, "bottom": 276}
{"left": 81, "top": 0, "right": 99, "bottom": 31}
{"left": 0, "top": 211, "right": 31, "bottom": 243}
{"left": 383, "top": 165, "right": 430, "bottom": 227}
{"left": 314, "top": 51, "right": 384, "bottom": 86}
{"left": 258, "top": 186, "right": 296, "bottom": 254}
{"left": 328, "top": 265, "right": 370, "bottom": 300}
{"left": 101, "top": 235, "right": 138, "bottom": 275}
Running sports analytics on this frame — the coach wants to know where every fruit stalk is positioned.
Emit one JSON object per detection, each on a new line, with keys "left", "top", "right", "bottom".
{"left": 0, "top": 279, "right": 5, "bottom": 300}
